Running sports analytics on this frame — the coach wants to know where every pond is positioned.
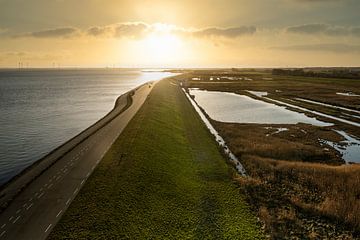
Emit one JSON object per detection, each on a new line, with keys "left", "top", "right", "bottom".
{"left": 189, "top": 89, "right": 331, "bottom": 126}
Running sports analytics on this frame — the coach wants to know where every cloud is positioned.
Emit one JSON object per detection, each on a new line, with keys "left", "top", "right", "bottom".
{"left": 351, "top": 27, "right": 360, "bottom": 36}
{"left": 272, "top": 43, "right": 360, "bottom": 53}
{"left": 287, "top": 23, "right": 328, "bottom": 34}
{"left": 86, "top": 23, "right": 256, "bottom": 39}
{"left": 13, "top": 27, "right": 79, "bottom": 38}
{"left": 113, "top": 23, "right": 148, "bottom": 38}
{"left": 286, "top": 23, "right": 360, "bottom": 37}
{"left": 85, "top": 22, "right": 257, "bottom": 41}
{"left": 87, "top": 22, "right": 149, "bottom": 38}
{"left": 192, "top": 26, "right": 256, "bottom": 38}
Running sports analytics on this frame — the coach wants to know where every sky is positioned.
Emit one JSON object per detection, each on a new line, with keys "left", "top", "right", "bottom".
{"left": 0, "top": 0, "right": 359, "bottom": 68}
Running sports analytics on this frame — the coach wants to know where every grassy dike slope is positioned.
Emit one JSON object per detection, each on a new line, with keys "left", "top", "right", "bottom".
{"left": 49, "top": 79, "right": 263, "bottom": 239}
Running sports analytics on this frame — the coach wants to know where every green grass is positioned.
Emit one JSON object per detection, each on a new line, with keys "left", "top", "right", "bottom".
{"left": 48, "top": 79, "right": 264, "bottom": 239}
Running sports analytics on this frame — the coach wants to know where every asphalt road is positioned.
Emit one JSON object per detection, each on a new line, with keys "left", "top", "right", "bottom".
{"left": 0, "top": 82, "right": 154, "bottom": 240}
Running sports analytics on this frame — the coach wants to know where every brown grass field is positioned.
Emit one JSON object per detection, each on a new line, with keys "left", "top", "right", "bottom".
{"left": 181, "top": 69, "right": 360, "bottom": 239}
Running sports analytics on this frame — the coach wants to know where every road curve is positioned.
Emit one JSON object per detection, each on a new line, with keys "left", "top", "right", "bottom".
{"left": 0, "top": 81, "right": 155, "bottom": 240}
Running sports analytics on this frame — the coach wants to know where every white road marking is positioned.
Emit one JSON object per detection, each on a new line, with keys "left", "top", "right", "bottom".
{"left": 86, "top": 172, "right": 90, "bottom": 178}
{"left": 13, "top": 216, "right": 20, "bottom": 224}
{"left": 45, "top": 224, "right": 52, "bottom": 233}
{"left": 38, "top": 192, "right": 44, "bottom": 199}
{"left": 0, "top": 231, "right": 5, "bottom": 237}
{"left": 56, "top": 210, "right": 62, "bottom": 218}
{"left": 8, "top": 216, "right": 13, "bottom": 221}
{"left": 73, "top": 188, "right": 78, "bottom": 195}
{"left": 81, "top": 180, "right": 85, "bottom": 185}
{"left": 40, "top": 188, "right": 43, "bottom": 192}
{"left": 66, "top": 198, "right": 71, "bottom": 205}
{"left": 1, "top": 224, "right": 5, "bottom": 229}
{"left": 48, "top": 183, "right": 53, "bottom": 189}
{"left": 22, "top": 203, "right": 26, "bottom": 208}
{"left": 26, "top": 203, "right": 33, "bottom": 210}
{"left": 29, "top": 198, "right": 33, "bottom": 202}
{"left": 16, "top": 209, "right": 21, "bottom": 214}
{"left": 56, "top": 176, "right": 61, "bottom": 181}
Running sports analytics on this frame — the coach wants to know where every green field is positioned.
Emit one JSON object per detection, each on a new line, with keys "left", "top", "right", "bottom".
{"left": 49, "top": 78, "right": 263, "bottom": 239}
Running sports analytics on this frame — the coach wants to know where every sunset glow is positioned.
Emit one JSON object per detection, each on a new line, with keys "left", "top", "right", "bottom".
{"left": 0, "top": 0, "right": 359, "bottom": 68}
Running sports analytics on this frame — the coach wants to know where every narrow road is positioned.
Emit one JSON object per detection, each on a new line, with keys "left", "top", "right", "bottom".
{"left": 0, "top": 82, "right": 154, "bottom": 240}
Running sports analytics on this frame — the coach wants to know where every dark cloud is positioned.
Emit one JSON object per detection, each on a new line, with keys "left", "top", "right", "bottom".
{"left": 14, "top": 27, "right": 79, "bottom": 38}
{"left": 287, "top": 23, "right": 327, "bottom": 34}
{"left": 86, "top": 23, "right": 256, "bottom": 39}
{"left": 286, "top": 23, "right": 360, "bottom": 37}
{"left": 193, "top": 26, "right": 256, "bottom": 38}
{"left": 114, "top": 23, "right": 148, "bottom": 38}
{"left": 351, "top": 27, "right": 360, "bottom": 36}
{"left": 87, "top": 26, "right": 112, "bottom": 37}
{"left": 87, "top": 22, "right": 149, "bottom": 38}
{"left": 272, "top": 43, "right": 360, "bottom": 53}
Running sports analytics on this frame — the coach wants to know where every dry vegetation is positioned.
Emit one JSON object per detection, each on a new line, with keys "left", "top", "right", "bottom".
{"left": 213, "top": 121, "right": 360, "bottom": 238}
{"left": 184, "top": 69, "right": 360, "bottom": 238}
{"left": 236, "top": 155, "right": 360, "bottom": 239}
{"left": 212, "top": 122, "right": 344, "bottom": 165}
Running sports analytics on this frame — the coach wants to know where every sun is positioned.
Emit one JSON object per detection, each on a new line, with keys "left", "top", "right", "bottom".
{"left": 137, "top": 32, "right": 184, "bottom": 65}
{"left": 120, "top": 23, "right": 192, "bottom": 67}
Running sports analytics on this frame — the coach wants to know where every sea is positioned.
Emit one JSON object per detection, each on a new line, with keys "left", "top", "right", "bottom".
{"left": 0, "top": 68, "right": 176, "bottom": 185}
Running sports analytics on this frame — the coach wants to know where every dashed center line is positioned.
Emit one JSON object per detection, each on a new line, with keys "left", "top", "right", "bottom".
{"left": 44, "top": 224, "right": 52, "bottom": 233}
{"left": 0, "top": 107, "right": 133, "bottom": 237}
{"left": 26, "top": 203, "right": 33, "bottom": 210}
{"left": 12, "top": 216, "right": 20, "bottom": 224}
{"left": 37, "top": 192, "right": 44, "bottom": 199}
{"left": 56, "top": 210, "right": 62, "bottom": 218}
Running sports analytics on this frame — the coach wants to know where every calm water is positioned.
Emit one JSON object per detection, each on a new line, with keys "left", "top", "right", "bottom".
{"left": 190, "top": 89, "right": 360, "bottom": 163}
{"left": 190, "top": 89, "right": 331, "bottom": 126}
{"left": 0, "top": 69, "right": 175, "bottom": 185}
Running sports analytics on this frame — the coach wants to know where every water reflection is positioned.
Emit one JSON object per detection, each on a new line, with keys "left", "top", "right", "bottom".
{"left": 189, "top": 89, "right": 331, "bottom": 126}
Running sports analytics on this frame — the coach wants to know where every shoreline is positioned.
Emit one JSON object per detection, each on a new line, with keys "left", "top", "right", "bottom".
{"left": 0, "top": 81, "right": 152, "bottom": 212}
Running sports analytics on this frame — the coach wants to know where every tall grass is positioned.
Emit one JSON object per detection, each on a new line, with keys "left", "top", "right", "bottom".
{"left": 240, "top": 155, "right": 360, "bottom": 233}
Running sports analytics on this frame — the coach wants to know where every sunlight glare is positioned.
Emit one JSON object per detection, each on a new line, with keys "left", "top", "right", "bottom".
{"left": 138, "top": 32, "right": 184, "bottom": 64}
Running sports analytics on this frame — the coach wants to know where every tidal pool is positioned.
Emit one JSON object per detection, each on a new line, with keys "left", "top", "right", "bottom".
{"left": 320, "top": 130, "right": 360, "bottom": 163}
{"left": 189, "top": 89, "right": 331, "bottom": 126}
